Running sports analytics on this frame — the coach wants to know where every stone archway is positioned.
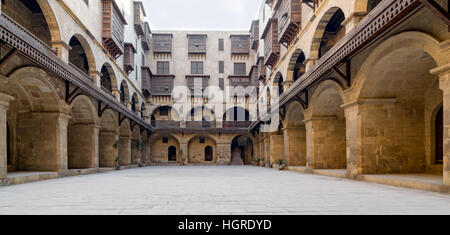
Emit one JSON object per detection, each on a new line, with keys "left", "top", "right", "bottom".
{"left": 119, "top": 120, "right": 132, "bottom": 166}
{"left": 310, "top": 7, "right": 346, "bottom": 61}
{"left": 68, "top": 34, "right": 96, "bottom": 75}
{"left": 120, "top": 80, "right": 130, "bottom": 107}
{"left": 231, "top": 136, "right": 253, "bottom": 165}
{"left": 307, "top": 80, "right": 347, "bottom": 170}
{"left": 150, "top": 134, "right": 180, "bottom": 163}
{"left": 188, "top": 136, "right": 217, "bottom": 164}
{"left": 68, "top": 95, "right": 98, "bottom": 169}
{"left": 348, "top": 32, "right": 445, "bottom": 175}
{"left": 283, "top": 101, "right": 307, "bottom": 167}
{"left": 100, "top": 63, "right": 118, "bottom": 94}
{"left": 287, "top": 49, "right": 306, "bottom": 82}
{"left": 99, "top": 110, "right": 118, "bottom": 168}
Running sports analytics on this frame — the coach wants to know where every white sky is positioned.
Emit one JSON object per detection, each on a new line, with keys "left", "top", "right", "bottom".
{"left": 142, "top": 0, "right": 261, "bottom": 31}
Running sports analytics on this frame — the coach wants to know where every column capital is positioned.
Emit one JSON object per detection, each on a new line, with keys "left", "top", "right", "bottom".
{"left": 0, "top": 93, "right": 14, "bottom": 109}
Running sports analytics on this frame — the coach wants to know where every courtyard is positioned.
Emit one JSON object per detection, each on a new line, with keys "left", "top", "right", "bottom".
{"left": 0, "top": 166, "right": 449, "bottom": 215}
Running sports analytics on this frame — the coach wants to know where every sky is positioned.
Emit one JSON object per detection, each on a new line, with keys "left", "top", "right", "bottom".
{"left": 142, "top": 0, "right": 261, "bottom": 31}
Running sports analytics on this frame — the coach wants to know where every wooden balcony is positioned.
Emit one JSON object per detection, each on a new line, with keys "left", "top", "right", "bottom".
{"left": 102, "top": 0, "right": 127, "bottom": 59}
{"left": 141, "top": 22, "right": 151, "bottom": 52}
{"left": 141, "top": 66, "right": 152, "bottom": 97}
{"left": 275, "top": 0, "right": 302, "bottom": 45}
{"left": 257, "top": 57, "right": 266, "bottom": 82}
{"left": 123, "top": 43, "right": 136, "bottom": 75}
{"left": 250, "top": 20, "right": 260, "bottom": 51}
{"left": 261, "top": 18, "right": 280, "bottom": 68}
{"left": 186, "top": 75, "right": 210, "bottom": 95}
{"left": 229, "top": 75, "right": 252, "bottom": 88}
{"left": 231, "top": 35, "right": 250, "bottom": 55}
{"left": 133, "top": 1, "right": 146, "bottom": 36}
{"left": 188, "top": 34, "right": 207, "bottom": 54}
{"left": 153, "top": 34, "right": 173, "bottom": 54}
{"left": 151, "top": 75, "right": 175, "bottom": 96}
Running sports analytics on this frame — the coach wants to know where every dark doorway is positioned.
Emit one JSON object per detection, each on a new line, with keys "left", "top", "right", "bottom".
{"left": 435, "top": 106, "right": 443, "bottom": 164}
{"left": 6, "top": 122, "right": 11, "bottom": 165}
{"left": 168, "top": 146, "right": 177, "bottom": 162}
{"left": 205, "top": 146, "right": 213, "bottom": 161}
{"left": 69, "top": 36, "right": 89, "bottom": 74}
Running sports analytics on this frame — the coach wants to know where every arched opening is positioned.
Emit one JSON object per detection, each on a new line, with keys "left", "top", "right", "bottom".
{"left": 223, "top": 107, "right": 250, "bottom": 122}
{"left": 119, "top": 120, "right": 132, "bottom": 166}
{"left": 4, "top": 67, "right": 63, "bottom": 172}
{"left": 101, "top": 65, "right": 113, "bottom": 93}
{"left": 275, "top": 72, "right": 284, "bottom": 95}
{"left": 168, "top": 146, "right": 177, "bottom": 162}
{"left": 99, "top": 110, "right": 118, "bottom": 168}
{"left": 131, "top": 93, "right": 139, "bottom": 114}
{"left": 231, "top": 136, "right": 253, "bottom": 165}
{"left": 293, "top": 52, "right": 306, "bottom": 82}
{"left": 205, "top": 146, "right": 213, "bottom": 162}
{"left": 120, "top": 81, "right": 130, "bottom": 106}
{"left": 355, "top": 34, "right": 442, "bottom": 175}
{"left": 435, "top": 106, "right": 443, "bottom": 165}
{"left": 310, "top": 82, "right": 347, "bottom": 170}
{"left": 6, "top": 122, "right": 11, "bottom": 166}
{"left": 68, "top": 96, "right": 97, "bottom": 169}
{"left": 69, "top": 36, "right": 90, "bottom": 74}
{"left": 1, "top": 0, "right": 55, "bottom": 47}
{"left": 188, "top": 136, "right": 216, "bottom": 164}
{"left": 141, "top": 103, "right": 147, "bottom": 119}
{"left": 151, "top": 135, "right": 180, "bottom": 163}
{"left": 284, "top": 101, "right": 307, "bottom": 167}
{"left": 311, "top": 8, "right": 346, "bottom": 61}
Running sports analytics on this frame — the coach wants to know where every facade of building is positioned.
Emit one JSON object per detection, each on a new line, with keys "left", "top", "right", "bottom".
{"left": 0, "top": 0, "right": 450, "bottom": 191}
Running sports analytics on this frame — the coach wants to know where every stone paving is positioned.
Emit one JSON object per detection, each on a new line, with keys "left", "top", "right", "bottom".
{"left": 0, "top": 166, "right": 449, "bottom": 215}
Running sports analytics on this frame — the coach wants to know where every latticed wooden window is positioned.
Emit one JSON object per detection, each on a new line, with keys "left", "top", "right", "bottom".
{"left": 191, "top": 62, "right": 204, "bottom": 75}
{"left": 234, "top": 63, "right": 246, "bottom": 76}
{"left": 188, "top": 35, "right": 207, "bottom": 53}
{"left": 157, "top": 61, "right": 170, "bottom": 75}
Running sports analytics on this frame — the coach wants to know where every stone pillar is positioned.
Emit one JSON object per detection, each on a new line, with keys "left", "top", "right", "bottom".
{"left": 283, "top": 81, "right": 294, "bottom": 91}
{"left": 16, "top": 112, "right": 70, "bottom": 172}
{"left": 269, "top": 133, "right": 284, "bottom": 166}
{"left": 305, "top": 58, "right": 317, "bottom": 72}
{"left": 51, "top": 40, "right": 71, "bottom": 62}
{"left": 99, "top": 131, "right": 118, "bottom": 168}
{"left": 68, "top": 124, "right": 99, "bottom": 169}
{"left": 0, "top": 93, "right": 14, "bottom": 179}
{"left": 180, "top": 142, "right": 188, "bottom": 165}
{"left": 131, "top": 137, "right": 142, "bottom": 165}
{"left": 89, "top": 70, "right": 102, "bottom": 87}
{"left": 434, "top": 64, "right": 450, "bottom": 186}
{"left": 112, "top": 90, "right": 120, "bottom": 102}
{"left": 304, "top": 117, "right": 346, "bottom": 170}
{"left": 264, "top": 134, "right": 270, "bottom": 167}
{"left": 119, "top": 136, "right": 131, "bottom": 166}
{"left": 283, "top": 127, "right": 307, "bottom": 166}
{"left": 217, "top": 143, "right": 232, "bottom": 165}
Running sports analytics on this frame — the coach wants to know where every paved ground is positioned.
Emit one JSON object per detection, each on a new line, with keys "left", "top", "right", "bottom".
{"left": 0, "top": 166, "right": 449, "bottom": 215}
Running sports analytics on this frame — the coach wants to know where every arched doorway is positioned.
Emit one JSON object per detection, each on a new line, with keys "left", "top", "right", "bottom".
{"left": 292, "top": 52, "right": 306, "bottom": 82}
{"left": 231, "top": 136, "right": 253, "bottom": 165}
{"left": 205, "top": 146, "right": 213, "bottom": 162}
{"left": 101, "top": 65, "right": 113, "bottom": 93}
{"left": 168, "top": 146, "right": 177, "bottom": 162}
{"left": 435, "top": 107, "right": 443, "bottom": 164}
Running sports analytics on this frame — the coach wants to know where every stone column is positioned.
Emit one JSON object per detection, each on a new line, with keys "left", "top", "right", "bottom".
{"left": 99, "top": 131, "right": 119, "bottom": 168}
{"left": 131, "top": 136, "right": 142, "bottom": 165}
{"left": 305, "top": 58, "right": 317, "bottom": 72}
{"left": 51, "top": 40, "right": 71, "bottom": 62}
{"left": 0, "top": 93, "right": 14, "bottom": 179}
{"left": 112, "top": 90, "right": 120, "bottom": 102}
{"left": 119, "top": 136, "right": 131, "bottom": 166}
{"left": 270, "top": 133, "right": 284, "bottom": 166}
{"left": 434, "top": 64, "right": 450, "bottom": 186}
{"left": 263, "top": 134, "right": 270, "bottom": 167}
{"left": 283, "top": 127, "right": 307, "bottom": 167}
{"left": 89, "top": 70, "right": 102, "bottom": 87}
{"left": 180, "top": 142, "right": 188, "bottom": 165}
{"left": 68, "top": 124, "right": 99, "bottom": 169}
{"left": 304, "top": 117, "right": 346, "bottom": 170}
{"left": 217, "top": 143, "right": 232, "bottom": 165}
{"left": 16, "top": 112, "right": 70, "bottom": 172}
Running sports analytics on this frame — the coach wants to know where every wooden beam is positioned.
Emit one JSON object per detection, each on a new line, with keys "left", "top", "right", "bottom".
{"left": 0, "top": 48, "right": 17, "bottom": 68}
